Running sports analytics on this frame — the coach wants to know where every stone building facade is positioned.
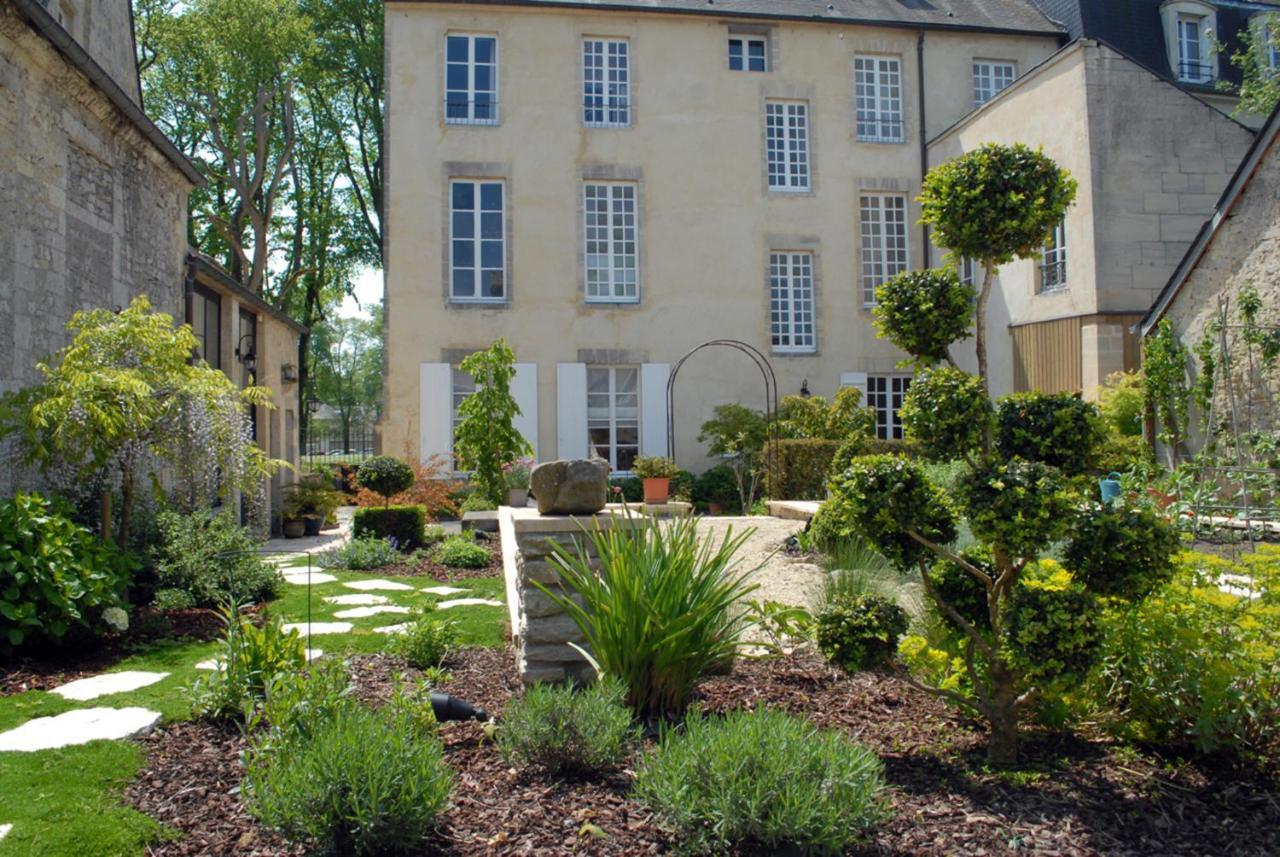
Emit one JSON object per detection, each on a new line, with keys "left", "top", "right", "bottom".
{"left": 0, "top": 0, "right": 201, "bottom": 494}
{"left": 928, "top": 40, "right": 1254, "bottom": 398}
{"left": 1142, "top": 104, "right": 1280, "bottom": 453}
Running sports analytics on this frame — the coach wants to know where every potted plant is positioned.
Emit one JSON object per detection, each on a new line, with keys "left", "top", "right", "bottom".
{"left": 283, "top": 475, "right": 343, "bottom": 536}
{"left": 633, "top": 456, "right": 680, "bottom": 504}
{"left": 505, "top": 460, "right": 532, "bottom": 507}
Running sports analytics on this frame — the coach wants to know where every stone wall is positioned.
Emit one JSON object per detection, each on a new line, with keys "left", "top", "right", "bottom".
{"left": 0, "top": 4, "right": 192, "bottom": 494}
{"left": 501, "top": 506, "right": 642, "bottom": 684}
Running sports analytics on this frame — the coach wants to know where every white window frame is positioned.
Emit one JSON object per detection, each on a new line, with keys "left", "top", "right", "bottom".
{"left": 729, "top": 35, "right": 768, "bottom": 71}
{"left": 765, "top": 100, "right": 810, "bottom": 192}
{"left": 583, "top": 182, "right": 640, "bottom": 303}
{"left": 854, "top": 55, "right": 904, "bottom": 143}
{"left": 867, "top": 375, "right": 911, "bottom": 441}
{"left": 582, "top": 38, "right": 631, "bottom": 128}
{"left": 449, "top": 179, "right": 506, "bottom": 303}
{"left": 959, "top": 256, "right": 978, "bottom": 287}
{"left": 972, "top": 60, "right": 1016, "bottom": 106}
{"left": 1176, "top": 14, "right": 1211, "bottom": 82}
{"left": 587, "top": 366, "right": 640, "bottom": 473}
{"left": 1039, "top": 220, "right": 1067, "bottom": 293}
{"left": 859, "top": 194, "right": 909, "bottom": 307}
{"left": 769, "top": 251, "right": 816, "bottom": 354}
{"left": 444, "top": 33, "right": 499, "bottom": 125}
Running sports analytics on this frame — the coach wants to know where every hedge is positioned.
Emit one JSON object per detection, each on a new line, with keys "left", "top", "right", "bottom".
{"left": 352, "top": 505, "right": 427, "bottom": 551}
{"left": 768, "top": 439, "right": 842, "bottom": 501}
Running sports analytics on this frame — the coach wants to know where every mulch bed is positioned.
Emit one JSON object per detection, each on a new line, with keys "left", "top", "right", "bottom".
{"left": 376, "top": 535, "right": 503, "bottom": 581}
{"left": 121, "top": 647, "right": 1280, "bottom": 856}
{"left": 0, "top": 607, "right": 229, "bottom": 697}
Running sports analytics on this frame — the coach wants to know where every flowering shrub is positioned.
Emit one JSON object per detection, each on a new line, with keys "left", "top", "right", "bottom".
{"left": 153, "top": 509, "right": 281, "bottom": 608}
{"left": 816, "top": 594, "right": 909, "bottom": 672}
{"left": 0, "top": 494, "right": 135, "bottom": 651}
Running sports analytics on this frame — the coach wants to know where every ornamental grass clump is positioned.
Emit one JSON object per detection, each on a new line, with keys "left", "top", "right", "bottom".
{"left": 635, "top": 706, "right": 888, "bottom": 855}
{"left": 497, "top": 679, "right": 638, "bottom": 777}
{"left": 540, "top": 514, "right": 758, "bottom": 719}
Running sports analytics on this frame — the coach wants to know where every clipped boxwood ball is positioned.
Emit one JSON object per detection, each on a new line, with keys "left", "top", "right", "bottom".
{"left": 357, "top": 456, "right": 415, "bottom": 502}
{"left": 956, "top": 458, "right": 1071, "bottom": 558}
{"left": 1063, "top": 501, "right": 1180, "bottom": 600}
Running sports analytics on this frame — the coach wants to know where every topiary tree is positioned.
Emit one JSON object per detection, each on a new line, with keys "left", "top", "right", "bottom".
{"left": 919, "top": 142, "right": 1077, "bottom": 397}
{"left": 356, "top": 456, "right": 415, "bottom": 508}
{"left": 454, "top": 338, "right": 534, "bottom": 507}
{"left": 821, "top": 144, "right": 1164, "bottom": 766}
{"left": 872, "top": 268, "right": 976, "bottom": 368}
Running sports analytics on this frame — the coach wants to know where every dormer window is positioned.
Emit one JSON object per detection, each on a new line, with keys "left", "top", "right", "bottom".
{"left": 1161, "top": 1, "right": 1217, "bottom": 84}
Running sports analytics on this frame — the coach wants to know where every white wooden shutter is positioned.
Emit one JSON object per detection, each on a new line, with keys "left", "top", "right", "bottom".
{"left": 556, "top": 362, "right": 588, "bottom": 459}
{"left": 639, "top": 362, "right": 670, "bottom": 458}
{"left": 512, "top": 362, "right": 539, "bottom": 459}
{"left": 419, "top": 363, "right": 453, "bottom": 465}
{"left": 839, "top": 372, "right": 869, "bottom": 403}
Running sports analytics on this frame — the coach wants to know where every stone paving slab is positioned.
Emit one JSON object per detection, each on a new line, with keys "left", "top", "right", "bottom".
{"left": 333, "top": 605, "right": 412, "bottom": 619}
{"left": 372, "top": 623, "right": 409, "bottom": 634}
{"left": 437, "top": 597, "right": 503, "bottom": 609}
{"left": 0, "top": 707, "right": 162, "bottom": 752}
{"left": 324, "top": 593, "right": 390, "bottom": 606}
{"left": 421, "top": 586, "right": 469, "bottom": 596}
{"left": 51, "top": 671, "right": 169, "bottom": 702}
{"left": 0, "top": 823, "right": 10, "bottom": 840}
{"left": 343, "top": 579, "right": 415, "bottom": 592}
{"left": 282, "top": 570, "right": 338, "bottom": 585}
{"left": 281, "top": 622, "right": 353, "bottom": 636}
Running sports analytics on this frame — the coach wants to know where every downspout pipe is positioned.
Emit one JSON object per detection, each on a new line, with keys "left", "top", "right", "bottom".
{"left": 917, "top": 29, "right": 931, "bottom": 269}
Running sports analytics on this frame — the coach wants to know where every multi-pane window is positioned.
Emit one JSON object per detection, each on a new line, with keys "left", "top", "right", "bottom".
{"left": 867, "top": 375, "right": 911, "bottom": 440}
{"left": 859, "top": 195, "right": 908, "bottom": 306}
{"left": 445, "top": 34, "right": 498, "bottom": 124}
{"left": 729, "top": 36, "right": 767, "bottom": 71}
{"left": 449, "top": 180, "right": 505, "bottom": 301}
{"left": 1261, "top": 16, "right": 1280, "bottom": 72}
{"left": 769, "top": 252, "right": 816, "bottom": 353}
{"left": 959, "top": 257, "right": 978, "bottom": 287}
{"left": 587, "top": 366, "right": 639, "bottom": 472}
{"left": 765, "top": 100, "right": 810, "bottom": 191}
{"left": 854, "top": 56, "right": 904, "bottom": 143}
{"left": 972, "top": 60, "right": 1015, "bottom": 105}
{"left": 1177, "top": 15, "right": 1211, "bottom": 81}
{"left": 190, "top": 285, "right": 222, "bottom": 370}
{"left": 584, "top": 182, "right": 639, "bottom": 302}
{"left": 583, "top": 39, "right": 630, "bottom": 127}
{"left": 451, "top": 366, "right": 476, "bottom": 464}
{"left": 1039, "top": 220, "right": 1067, "bottom": 293}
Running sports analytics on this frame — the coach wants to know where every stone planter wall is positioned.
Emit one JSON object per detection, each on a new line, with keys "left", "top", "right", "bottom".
{"left": 500, "top": 506, "right": 640, "bottom": 684}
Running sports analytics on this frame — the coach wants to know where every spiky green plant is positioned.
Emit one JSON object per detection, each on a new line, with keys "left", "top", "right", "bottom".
{"left": 539, "top": 514, "right": 758, "bottom": 719}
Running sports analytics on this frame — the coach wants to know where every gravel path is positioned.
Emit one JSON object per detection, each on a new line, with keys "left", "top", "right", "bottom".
{"left": 695, "top": 516, "right": 825, "bottom": 612}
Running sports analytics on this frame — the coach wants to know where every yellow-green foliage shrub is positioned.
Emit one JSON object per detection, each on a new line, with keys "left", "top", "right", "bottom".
{"left": 1094, "top": 547, "right": 1280, "bottom": 759}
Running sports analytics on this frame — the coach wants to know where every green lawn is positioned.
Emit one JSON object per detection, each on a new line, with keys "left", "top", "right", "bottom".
{"left": 0, "top": 559, "right": 506, "bottom": 856}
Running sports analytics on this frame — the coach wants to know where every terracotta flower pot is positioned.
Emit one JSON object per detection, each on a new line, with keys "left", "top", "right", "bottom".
{"left": 708, "top": 502, "right": 724, "bottom": 516}
{"left": 642, "top": 477, "right": 670, "bottom": 504}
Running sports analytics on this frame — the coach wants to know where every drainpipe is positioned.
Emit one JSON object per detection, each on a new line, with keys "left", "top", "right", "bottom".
{"left": 917, "top": 29, "right": 931, "bottom": 269}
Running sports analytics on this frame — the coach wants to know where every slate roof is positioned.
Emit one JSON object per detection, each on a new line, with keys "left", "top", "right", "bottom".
{"left": 391, "top": 0, "right": 1065, "bottom": 35}
{"left": 1028, "top": 0, "right": 1277, "bottom": 90}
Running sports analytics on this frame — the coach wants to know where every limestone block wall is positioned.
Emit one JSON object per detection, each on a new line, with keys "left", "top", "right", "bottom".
{"left": 0, "top": 5, "right": 192, "bottom": 495}
{"left": 501, "top": 506, "right": 639, "bottom": 684}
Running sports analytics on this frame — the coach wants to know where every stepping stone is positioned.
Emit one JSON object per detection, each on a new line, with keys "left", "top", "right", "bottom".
{"left": 421, "top": 586, "right": 469, "bottom": 596}
{"left": 196, "top": 648, "right": 323, "bottom": 670}
{"left": 333, "top": 605, "right": 411, "bottom": 619}
{"left": 372, "top": 623, "right": 409, "bottom": 635}
{"left": 264, "top": 553, "right": 306, "bottom": 565}
{"left": 324, "top": 593, "right": 389, "bottom": 606}
{"left": 51, "top": 671, "right": 169, "bottom": 702}
{"left": 0, "top": 823, "right": 10, "bottom": 841}
{"left": 343, "top": 579, "right": 414, "bottom": 592}
{"left": 282, "top": 571, "right": 338, "bottom": 585}
{"left": 437, "top": 598, "right": 503, "bottom": 610}
{"left": 0, "top": 707, "right": 161, "bottom": 752}
{"left": 281, "top": 622, "right": 352, "bottom": 636}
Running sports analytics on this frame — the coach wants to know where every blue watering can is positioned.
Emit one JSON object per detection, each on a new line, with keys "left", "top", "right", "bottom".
{"left": 1098, "top": 472, "right": 1123, "bottom": 505}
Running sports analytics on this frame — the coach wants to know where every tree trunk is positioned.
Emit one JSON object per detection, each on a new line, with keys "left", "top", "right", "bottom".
{"left": 986, "top": 661, "right": 1021, "bottom": 767}
{"left": 118, "top": 470, "right": 134, "bottom": 552}
{"left": 100, "top": 491, "right": 112, "bottom": 545}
